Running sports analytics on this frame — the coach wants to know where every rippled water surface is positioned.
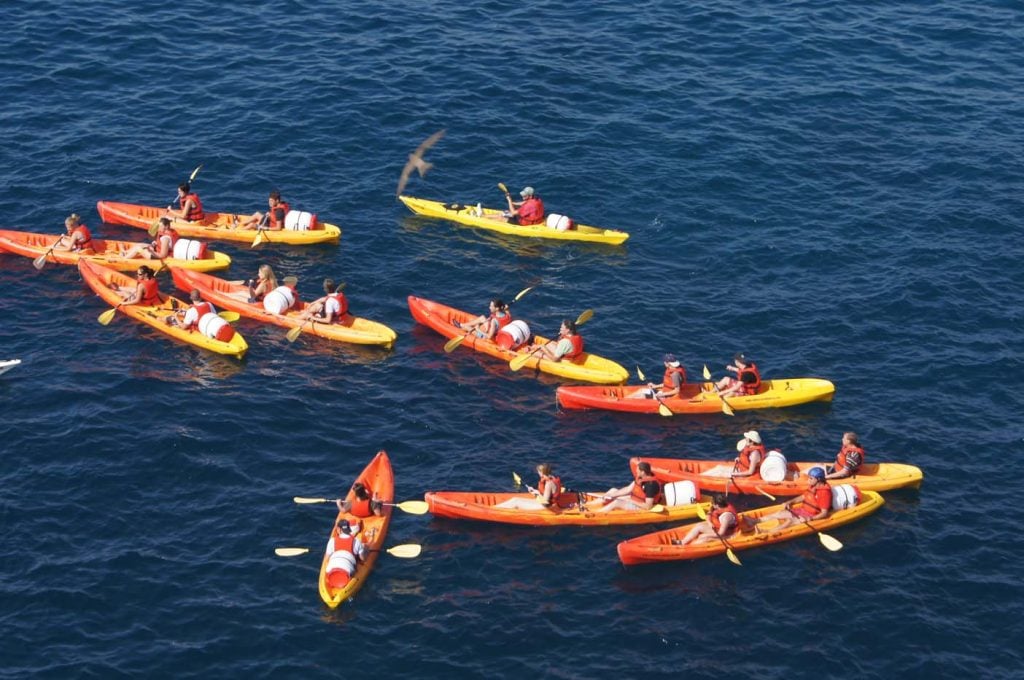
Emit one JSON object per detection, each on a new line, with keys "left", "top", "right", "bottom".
{"left": 2, "top": 1, "right": 1023, "bottom": 677}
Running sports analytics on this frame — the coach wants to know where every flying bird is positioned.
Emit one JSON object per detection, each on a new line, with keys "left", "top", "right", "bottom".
{"left": 396, "top": 129, "right": 446, "bottom": 196}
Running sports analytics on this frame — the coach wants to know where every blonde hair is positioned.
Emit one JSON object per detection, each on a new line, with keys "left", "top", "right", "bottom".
{"left": 257, "top": 264, "right": 277, "bottom": 289}
{"left": 65, "top": 213, "right": 81, "bottom": 228}
{"left": 536, "top": 463, "right": 553, "bottom": 476}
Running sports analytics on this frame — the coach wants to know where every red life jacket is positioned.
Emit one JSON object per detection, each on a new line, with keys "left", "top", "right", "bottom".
{"left": 564, "top": 334, "right": 584, "bottom": 359}
{"left": 738, "top": 362, "right": 761, "bottom": 394}
{"left": 662, "top": 365, "right": 686, "bottom": 390}
{"left": 710, "top": 502, "right": 738, "bottom": 536}
{"left": 269, "top": 201, "right": 290, "bottom": 229}
{"left": 349, "top": 497, "right": 373, "bottom": 518}
{"left": 138, "top": 278, "right": 161, "bottom": 305}
{"left": 800, "top": 483, "right": 833, "bottom": 514}
{"left": 737, "top": 443, "right": 766, "bottom": 474}
{"left": 329, "top": 292, "right": 349, "bottom": 319}
{"left": 180, "top": 193, "right": 204, "bottom": 221}
{"left": 518, "top": 197, "right": 545, "bottom": 225}
{"left": 72, "top": 225, "right": 94, "bottom": 251}
{"left": 836, "top": 444, "right": 865, "bottom": 471}
{"left": 538, "top": 474, "right": 561, "bottom": 504}
{"left": 630, "top": 474, "right": 664, "bottom": 504}
{"left": 492, "top": 311, "right": 513, "bottom": 330}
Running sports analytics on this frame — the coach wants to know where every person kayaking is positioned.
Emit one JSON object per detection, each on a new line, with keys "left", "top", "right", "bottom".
{"left": 323, "top": 518, "right": 367, "bottom": 589}
{"left": 495, "top": 463, "right": 562, "bottom": 510}
{"left": 490, "top": 186, "right": 545, "bottom": 225}
{"left": 715, "top": 353, "right": 762, "bottom": 397}
{"left": 246, "top": 264, "right": 278, "bottom": 303}
{"left": 597, "top": 461, "right": 664, "bottom": 512}
{"left": 116, "top": 265, "right": 165, "bottom": 306}
{"left": 165, "top": 289, "right": 214, "bottom": 328}
{"left": 299, "top": 278, "right": 348, "bottom": 323}
{"left": 671, "top": 494, "right": 738, "bottom": 546}
{"left": 535, "top": 319, "right": 584, "bottom": 362}
{"left": 759, "top": 467, "right": 832, "bottom": 531}
{"left": 733, "top": 430, "right": 766, "bottom": 480}
{"left": 54, "top": 213, "right": 95, "bottom": 254}
{"left": 453, "top": 298, "right": 511, "bottom": 340}
{"left": 630, "top": 353, "right": 687, "bottom": 399}
{"left": 336, "top": 482, "right": 382, "bottom": 518}
{"left": 165, "top": 182, "right": 204, "bottom": 222}
{"left": 825, "top": 431, "right": 865, "bottom": 480}
{"left": 238, "top": 189, "right": 289, "bottom": 230}
{"left": 123, "top": 217, "right": 178, "bottom": 260}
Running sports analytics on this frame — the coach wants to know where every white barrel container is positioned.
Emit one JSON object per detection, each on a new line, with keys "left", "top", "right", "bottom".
{"left": 172, "top": 238, "right": 208, "bottom": 260}
{"left": 831, "top": 484, "right": 861, "bottom": 510}
{"left": 664, "top": 480, "right": 698, "bottom": 507}
{"left": 759, "top": 450, "right": 788, "bottom": 483}
{"left": 197, "top": 312, "right": 235, "bottom": 342}
{"left": 495, "top": 320, "right": 531, "bottom": 350}
{"left": 546, "top": 213, "right": 574, "bottom": 231}
{"left": 263, "top": 286, "right": 295, "bottom": 314}
{"left": 284, "top": 210, "right": 318, "bottom": 231}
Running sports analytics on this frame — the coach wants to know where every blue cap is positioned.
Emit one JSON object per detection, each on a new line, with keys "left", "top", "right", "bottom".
{"left": 808, "top": 467, "right": 826, "bottom": 480}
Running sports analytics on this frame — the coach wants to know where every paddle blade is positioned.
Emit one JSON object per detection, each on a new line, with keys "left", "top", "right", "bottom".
{"left": 251, "top": 230, "right": 266, "bottom": 248}
{"left": 32, "top": 254, "right": 48, "bottom": 269}
{"left": 188, "top": 163, "right": 203, "bottom": 182}
{"left": 818, "top": 532, "right": 844, "bottom": 552}
{"left": 658, "top": 402, "right": 674, "bottom": 417}
{"left": 702, "top": 364, "right": 712, "bottom": 380}
{"left": 292, "top": 496, "right": 332, "bottom": 504}
{"left": 497, "top": 182, "right": 509, "bottom": 195}
{"left": 443, "top": 333, "right": 467, "bottom": 353}
{"left": 285, "top": 325, "right": 304, "bottom": 343}
{"left": 509, "top": 351, "right": 535, "bottom": 371}
{"left": 97, "top": 307, "right": 118, "bottom": 325}
{"left": 756, "top": 487, "right": 777, "bottom": 501}
{"left": 512, "top": 471, "right": 522, "bottom": 487}
{"left": 275, "top": 547, "right": 310, "bottom": 557}
{"left": 636, "top": 365, "right": 646, "bottom": 381}
{"left": 726, "top": 548, "right": 743, "bottom": 566}
{"left": 649, "top": 504, "right": 667, "bottom": 514}
{"left": 217, "top": 311, "right": 240, "bottom": 323}
{"left": 721, "top": 399, "right": 735, "bottom": 417}
{"left": 696, "top": 504, "right": 708, "bottom": 520}
{"left": 396, "top": 500, "right": 429, "bottom": 515}
{"left": 386, "top": 543, "right": 422, "bottom": 558}
{"left": 575, "top": 308, "right": 594, "bottom": 326}
{"left": 513, "top": 285, "right": 535, "bottom": 303}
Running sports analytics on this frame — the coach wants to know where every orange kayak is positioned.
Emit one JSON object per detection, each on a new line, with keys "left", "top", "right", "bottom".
{"left": 318, "top": 451, "right": 394, "bottom": 608}
{"left": 617, "top": 490, "right": 884, "bottom": 566}
{"left": 77, "top": 260, "right": 248, "bottom": 359}
{"left": 408, "top": 295, "right": 629, "bottom": 384}
{"left": 96, "top": 200, "right": 341, "bottom": 246}
{"left": 170, "top": 268, "right": 397, "bottom": 349}
{"left": 632, "top": 457, "right": 923, "bottom": 496}
{"left": 0, "top": 229, "right": 231, "bottom": 272}
{"left": 424, "top": 489, "right": 708, "bottom": 527}
{"left": 556, "top": 378, "right": 835, "bottom": 414}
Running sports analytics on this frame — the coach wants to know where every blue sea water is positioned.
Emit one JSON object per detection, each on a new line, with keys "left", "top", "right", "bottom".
{"left": 1, "top": 0, "right": 1023, "bottom": 677}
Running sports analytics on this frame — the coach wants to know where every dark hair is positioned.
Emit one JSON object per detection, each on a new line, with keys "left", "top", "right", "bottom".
{"left": 179, "top": 182, "right": 191, "bottom": 194}
{"left": 269, "top": 189, "right": 282, "bottom": 202}
{"left": 636, "top": 462, "right": 652, "bottom": 475}
{"left": 190, "top": 289, "right": 202, "bottom": 302}
{"left": 159, "top": 217, "right": 172, "bottom": 228}
{"left": 562, "top": 319, "right": 577, "bottom": 334}
{"left": 323, "top": 278, "right": 335, "bottom": 294}
{"left": 711, "top": 493, "right": 728, "bottom": 507}
{"left": 491, "top": 298, "right": 507, "bottom": 311}
{"left": 353, "top": 482, "right": 370, "bottom": 500}
{"left": 138, "top": 265, "right": 155, "bottom": 278}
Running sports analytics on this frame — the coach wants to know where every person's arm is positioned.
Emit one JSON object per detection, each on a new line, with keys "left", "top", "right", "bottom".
{"left": 718, "top": 512, "right": 737, "bottom": 534}
{"left": 733, "top": 452, "right": 761, "bottom": 478}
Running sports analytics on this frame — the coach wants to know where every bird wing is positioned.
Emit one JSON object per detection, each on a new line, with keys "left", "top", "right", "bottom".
{"left": 396, "top": 160, "right": 415, "bottom": 196}
{"left": 413, "top": 129, "right": 446, "bottom": 157}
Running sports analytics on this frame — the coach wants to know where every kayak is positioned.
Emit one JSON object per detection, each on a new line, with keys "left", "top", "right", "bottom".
{"left": 96, "top": 200, "right": 341, "bottom": 246}
{"left": 0, "top": 359, "right": 21, "bottom": 376}
{"left": 617, "top": 490, "right": 885, "bottom": 566}
{"left": 0, "top": 229, "right": 231, "bottom": 273}
{"left": 424, "top": 489, "right": 709, "bottom": 527}
{"left": 408, "top": 295, "right": 629, "bottom": 384}
{"left": 318, "top": 450, "right": 394, "bottom": 608}
{"left": 556, "top": 378, "right": 835, "bottom": 414}
{"left": 77, "top": 260, "right": 248, "bottom": 360}
{"left": 171, "top": 268, "right": 397, "bottom": 349}
{"left": 631, "top": 456, "right": 924, "bottom": 496}
{"left": 399, "top": 195, "right": 629, "bottom": 246}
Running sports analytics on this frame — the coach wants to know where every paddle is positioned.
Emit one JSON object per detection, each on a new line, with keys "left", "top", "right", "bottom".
{"left": 98, "top": 301, "right": 127, "bottom": 326}
{"left": 803, "top": 519, "right": 844, "bottom": 551}
{"left": 444, "top": 285, "right": 536, "bottom": 353}
{"left": 251, "top": 228, "right": 270, "bottom": 248}
{"left": 509, "top": 308, "right": 594, "bottom": 371}
{"left": 291, "top": 496, "right": 429, "bottom": 515}
{"left": 218, "top": 311, "right": 240, "bottom": 323}
{"left": 636, "top": 365, "right": 674, "bottom": 417}
{"left": 695, "top": 504, "right": 742, "bottom": 565}
{"left": 171, "top": 163, "right": 204, "bottom": 204}
{"left": 285, "top": 282, "right": 347, "bottom": 343}
{"left": 274, "top": 543, "right": 422, "bottom": 558}
{"left": 32, "top": 236, "right": 65, "bottom": 270}
{"left": 701, "top": 364, "right": 736, "bottom": 416}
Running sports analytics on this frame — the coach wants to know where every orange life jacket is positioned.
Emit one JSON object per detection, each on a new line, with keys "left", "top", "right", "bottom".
{"left": 138, "top": 278, "right": 161, "bottom": 305}
{"left": 710, "top": 503, "right": 738, "bottom": 536}
{"left": 800, "top": 483, "right": 833, "bottom": 514}
{"left": 836, "top": 444, "right": 865, "bottom": 471}
{"left": 630, "top": 474, "right": 664, "bottom": 504}
{"left": 186, "top": 301, "right": 214, "bottom": 330}
{"left": 180, "top": 193, "right": 204, "bottom": 221}
{"left": 737, "top": 443, "right": 766, "bottom": 474}
{"left": 738, "top": 362, "right": 761, "bottom": 394}
{"left": 538, "top": 474, "right": 561, "bottom": 504}
{"left": 492, "top": 311, "right": 512, "bottom": 330}
{"left": 328, "top": 291, "right": 348, "bottom": 319}
{"left": 349, "top": 497, "right": 373, "bottom": 518}
{"left": 269, "top": 201, "right": 290, "bottom": 229}
{"left": 71, "top": 225, "right": 94, "bottom": 251}
{"left": 662, "top": 365, "right": 686, "bottom": 390}
{"left": 564, "top": 334, "right": 584, "bottom": 359}
{"left": 518, "top": 196, "right": 545, "bottom": 225}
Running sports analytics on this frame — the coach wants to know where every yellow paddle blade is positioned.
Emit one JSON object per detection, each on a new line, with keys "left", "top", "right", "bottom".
{"left": 702, "top": 364, "right": 712, "bottom": 380}
{"left": 636, "top": 365, "right": 646, "bottom": 381}
{"left": 395, "top": 500, "right": 429, "bottom": 515}
{"left": 818, "top": 532, "right": 844, "bottom": 552}
{"left": 218, "top": 311, "right": 240, "bottom": 323}
{"left": 443, "top": 333, "right": 468, "bottom": 353}
{"left": 726, "top": 548, "right": 742, "bottom": 566}
{"left": 275, "top": 547, "right": 310, "bottom": 557}
{"left": 513, "top": 285, "right": 535, "bottom": 302}
{"left": 497, "top": 182, "right": 509, "bottom": 195}
{"left": 251, "top": 230, "right": 266, "bottom": 248}
{"left": 658, "top": 402, "right": 674, "bottom": 417}
{"left": 755, "top": 486, "right": 777, "bottom": 501}
{"left": 575, "top": 309, "right": 594, "bottom": 326}
{"left": 509, "top": 350, "right": 537, "bottom": 371}
{"left": 97, "top": 307, "right": 118, "bottom": 325}
{"left": 188, "top": 163, "right": 203, "bottom": 182}
{"left": 696, "top": 504, "right": 708, "bottom": 520}
{"left": 512, "top": 471, "right": 522, "bottom": 487}
{"left": 386, "top": 543, "right": 422, "bottom": 558}
{"left": 649, "top": 504, "right": 667, "bottom": 513}
{"left": 721, "top": 399, "right": 735, "bottom": 417}
{"left": 292, "top": 496, "right": 332, "bottom": 504}
{"left": 285, "top": 325, "right": 304, "bottom": 343}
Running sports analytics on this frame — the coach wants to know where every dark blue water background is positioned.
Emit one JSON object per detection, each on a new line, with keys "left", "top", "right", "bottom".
{"left": 2, "top": 1, "right": 1022, "bottom": 677}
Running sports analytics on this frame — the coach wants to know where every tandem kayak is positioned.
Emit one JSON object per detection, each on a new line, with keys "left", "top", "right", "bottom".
{"left": 0, "top": 229, "right": 231, "bottom": 273}
{"left": 96, "top": 200, "right": 341, "bottom": 246}
{"left": 77, "top": 260, "right": 248, "bottom": 360}
{"left": 398, "top": 195, "right": 629, "bottom": 246}
{"left": 424, "top": 488, "right": 709, "bottom": 527}
{"left": 616, "top": 490, "right": 885, "bottom": 566}
{"left": 318, "top": 450, "right": 395, "bottom": 608}
{"left": 0, "top": 359, "right": 21, "bottom": 376}
{"left": 170, "top": 268, "right": 397, "bottom": 349}
{"left": 408, "top": 295, "right": 629, "bottom": 385}
{"left": 556, "top": 378, "right": 835, "bottom": 415}
{"left": 631, "top": 456, "right": 923, "bottom": 496}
